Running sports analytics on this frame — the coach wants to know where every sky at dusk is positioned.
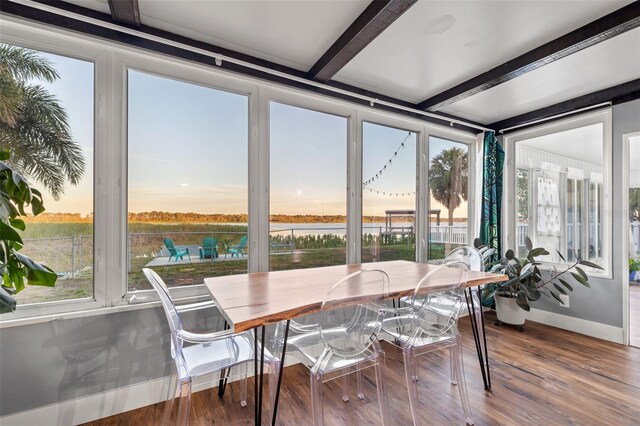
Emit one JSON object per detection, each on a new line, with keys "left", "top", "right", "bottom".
{"left": 27, "top": 49, "right": 469, "bottom": 220}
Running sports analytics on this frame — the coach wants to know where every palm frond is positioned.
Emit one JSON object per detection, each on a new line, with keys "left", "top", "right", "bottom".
{"left": 0, "top": 44, "right": 59, "bottom": 82}
{"left": 0, "top": 73, "right": 23, "bottom": 126}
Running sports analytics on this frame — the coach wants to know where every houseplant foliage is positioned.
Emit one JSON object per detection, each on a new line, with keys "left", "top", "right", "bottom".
{"left": 0, "top": 150, "right": 57, "bottom": 313}
{"left": 479, "top": 237, "right": 603, "bottom": 312}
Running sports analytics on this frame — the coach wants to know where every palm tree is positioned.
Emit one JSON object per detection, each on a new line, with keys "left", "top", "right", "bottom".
{"left": 429, "top": 147, "right": 468, "bottom": 226}
{"left": 0, "top": 44, "right": 85, "bottom": 200}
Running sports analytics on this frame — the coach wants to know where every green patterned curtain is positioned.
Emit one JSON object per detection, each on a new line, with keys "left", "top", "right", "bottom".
{"left": 479, "top": 131, "right": 505, "bottom": 261}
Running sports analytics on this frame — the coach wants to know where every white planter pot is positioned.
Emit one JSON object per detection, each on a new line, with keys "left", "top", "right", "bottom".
{"left": 495, "top": 295, "right": 527, "bottom": 327}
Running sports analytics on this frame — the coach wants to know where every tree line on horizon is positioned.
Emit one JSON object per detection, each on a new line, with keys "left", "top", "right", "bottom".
{"left": 24, "top": 211, "right": 467, "bottom": 224}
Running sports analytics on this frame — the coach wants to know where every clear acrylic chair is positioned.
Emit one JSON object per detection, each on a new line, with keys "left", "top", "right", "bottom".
{"left": 381, "top": 263, "right": 473, "bottom": 425}
{"left": 444, "top": 246, "right": 493, "bottom": 387}
{"left": 143, "top": 268, "right": 279, "bottom": 425}
{"left": 274, "top": 269, "right": 391, "bottom": 426}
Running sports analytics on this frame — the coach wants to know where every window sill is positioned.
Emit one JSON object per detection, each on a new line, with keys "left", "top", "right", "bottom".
{"left": 0, "top": 294, "right": 211, "bottom": 329}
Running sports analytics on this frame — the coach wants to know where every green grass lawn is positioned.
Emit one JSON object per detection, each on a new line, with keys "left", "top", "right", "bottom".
{"left": 16, "top": 221, "right": 456, "bottom": 305}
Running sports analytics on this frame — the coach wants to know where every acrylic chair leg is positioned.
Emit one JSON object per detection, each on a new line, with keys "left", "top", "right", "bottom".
{"left": 310, "top": 373, "right": 324, "bottom": 426}
{"left": 162, "top": 374, "right": 177, "bottom": 425}
{"left": 411, "top": 351, "right": 419, "bottom": 382}
{"left": 176, "top": 379, "right": 192, "bottom": 426}
{"left": 450, "top": 346, "right": 458, "bottom": 385}
{"left": 342, "top": 369, "right": 349, "bottom": 402}
{"left": 374, "top": 363, "right": 390, "bottom": 426}
{"left": 454, "top": 336, "right": 474, "bottom": 425}
{"left": 268, "top": 359, "right": 281, "bottom": 421}
{"left": 356, "top": 369, "right": 365, "bottom": 400}
{"left": 240, "top": 362, "right": 248, "bottom": 408}
{"left": 403, "top": 348, "right": 420, "bottom": 426}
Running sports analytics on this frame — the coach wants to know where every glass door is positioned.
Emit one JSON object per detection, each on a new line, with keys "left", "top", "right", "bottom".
{"left": 628, "top": 134, "right": 640, "bottom": 348}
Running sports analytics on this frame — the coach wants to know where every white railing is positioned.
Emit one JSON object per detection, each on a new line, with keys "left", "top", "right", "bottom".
{"left": 428, "top": 226, "right": 468, "bottom": 244}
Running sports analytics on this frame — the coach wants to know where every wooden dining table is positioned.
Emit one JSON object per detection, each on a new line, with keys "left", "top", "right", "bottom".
{"left": 204, "top": 260, "right": 507, "bottom": 425}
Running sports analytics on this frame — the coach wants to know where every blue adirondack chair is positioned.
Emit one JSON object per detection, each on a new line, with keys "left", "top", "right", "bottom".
{"left": 225, "top": 236, "right": 247, "bottom": 258}
{"left": 164, "top": 238, "right": 191, "bottom": 262}
{"left": 199, "top": 237, "right": 219, "bottom": 260}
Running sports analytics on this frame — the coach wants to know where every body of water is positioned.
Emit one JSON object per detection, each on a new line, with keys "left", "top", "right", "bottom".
{"left": 269, "top": 222, "right": 468, "bottom": 236}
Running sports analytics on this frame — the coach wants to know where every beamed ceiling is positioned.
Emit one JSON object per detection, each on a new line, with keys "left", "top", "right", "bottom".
{"left": 5, "top": 0, "right": 640, "bottom": 132}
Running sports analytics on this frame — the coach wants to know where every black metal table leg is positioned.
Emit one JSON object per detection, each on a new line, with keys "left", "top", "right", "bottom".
{"left": 258, "top": 325, "right": 266, "bottom": 425}
{"left": 271, "top": 320, "right": 290, "bottom": 426}
{"left": 218, "top": 320, "right": 230, "bottom": 398}
{"left": 465, "top": 287, "right": 491, "bottom": 390}
{"left": 477, "top": 286, "right": 491, "bottom": 389}
{"left": 254, "top": 327, "right": 259, "bottom": 425}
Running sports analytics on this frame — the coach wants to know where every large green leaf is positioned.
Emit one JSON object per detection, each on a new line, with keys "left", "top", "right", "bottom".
{"left": 515, "top": 290, "right": 530, "bottom": 311}
{"left": 550, "top": 290, "right": 564, "bottom": 304}
{"left": 525, "top": 236, "right": 533, "bottom": 251}
{"left": 578, "top": 259, "right": 604, "bottom": 270}
{"left": 0, "top": 222, "right": 22, "bottom": 244}
{"left": 575, "top": 266, "right": 588, "bottom": 281}
{"left": 558, "top": 278, "right": 573, "bottom": 292}
{"left": 553, "top": 283, "right": 567, "bottom": 295}
{"left": 14, "top": 252, "right": 57, "bottom": 287}
{"left": 571, "top": 272, "right": 590, "bottom": 288}
{"left": 0, "top": 286, "right": 17, "bottom": 314}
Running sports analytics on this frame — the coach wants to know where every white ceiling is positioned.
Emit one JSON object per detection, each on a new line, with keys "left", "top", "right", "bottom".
{"left": 67, "top": 0, "right": 370, "bottom": 71}
{"left": 440, "top": 27, "right": 640, "bottom": 124}
{"left": 333, "top": 0, "right": 633, "bottom": 103}
{"left": 62, "top": 0, "right": 639, "bottom": 125}
{"left": 518, "top": 123, "right": 604, "bottom": 166}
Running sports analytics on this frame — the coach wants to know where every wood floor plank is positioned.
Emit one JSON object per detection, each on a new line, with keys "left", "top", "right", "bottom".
{"left": 83, "top": 312, "right": 640, "bottom": 425}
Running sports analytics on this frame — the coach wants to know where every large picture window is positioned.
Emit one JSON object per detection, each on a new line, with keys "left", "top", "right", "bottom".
{"left": 508, "top": 110, "right": 611, "bottom": 273}
{"left": 428, "top": 136, "right": 470, "bottom": 260}
{"left": 127, "top": 70, "right": 248, "bottom": 291}
{"left": 4, "top": 45, "right": 95, "bottom": 306}
{"left": 362, "top": 122, "right": 417, "bottom": 263}
{"left": 269, "top": 102, "right": 347, "bottom": 271}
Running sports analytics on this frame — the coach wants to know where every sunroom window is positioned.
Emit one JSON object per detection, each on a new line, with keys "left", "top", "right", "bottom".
{"left": 511, "top": 113, "right": 611, "bottom": 273}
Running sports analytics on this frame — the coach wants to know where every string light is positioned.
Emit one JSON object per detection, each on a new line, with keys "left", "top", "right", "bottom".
{"left": 362, "top": 131, "right": 413, "bottom": 188}
{"left": 365, "top": 187, "right": 416, "bottom": 197}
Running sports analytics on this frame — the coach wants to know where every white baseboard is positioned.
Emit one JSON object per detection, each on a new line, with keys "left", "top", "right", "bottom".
{"left": 1, "top": 357, "right": 302, "bottom": 426}
{"left": 0, "top": 376, "right": 172, "bottom": 426}
{"left": 527, "top": 308, "right": 624, "bottom": 344}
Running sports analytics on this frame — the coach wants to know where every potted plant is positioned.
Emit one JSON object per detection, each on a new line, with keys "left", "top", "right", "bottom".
{"left": 629, "top": 257, "right": 640, "bottom": 282}
{"left": 480, "top": 237, "right": 603, "bottom": 331}
{"left": 0, "top": 151, "right": 57, "bottom": 313}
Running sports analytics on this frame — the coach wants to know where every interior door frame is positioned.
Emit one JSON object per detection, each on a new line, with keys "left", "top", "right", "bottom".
{"left": 623, "top": 131, "right": 640, "bottom": 346}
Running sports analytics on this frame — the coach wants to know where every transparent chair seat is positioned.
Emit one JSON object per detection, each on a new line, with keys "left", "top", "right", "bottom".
{"left": 179, "top": 332, "right": 254, "bottom": 378}
{"left": 286, "top": 328, "right": 377, "bottom": 372}
{"left": 382, "top": 314, "right": 457, "bottom": 347}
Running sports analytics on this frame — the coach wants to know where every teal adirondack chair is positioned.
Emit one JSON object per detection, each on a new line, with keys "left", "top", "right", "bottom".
{"left": 225, "top": 236, "right": 247, "bottom": 258}
{"left": 164, "top": 238, "right": 191, "bottom": 262}
{"left": 199, "top": 237, "right": 219, "bottom": 260}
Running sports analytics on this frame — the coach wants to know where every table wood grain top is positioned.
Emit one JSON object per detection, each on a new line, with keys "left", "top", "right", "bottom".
{"left": 204, "top": 260, "right": 507, "bottom": 332}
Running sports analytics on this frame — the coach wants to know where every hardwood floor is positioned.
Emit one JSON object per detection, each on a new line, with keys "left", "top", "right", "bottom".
{"left": 631, "top": 283, "right": 640, "bottom": 348}
{"left": 84, "top": 312, "right": 640, "bottom": 425}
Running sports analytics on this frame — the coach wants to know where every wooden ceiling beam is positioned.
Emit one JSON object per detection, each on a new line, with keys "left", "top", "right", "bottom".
{"left": 416, "top": 2, "right": 640, "bottom": 112}
{"left": 107, "top": 0, "right": 140, "bottom": 27}
{"left": 308, "top": 0, "right": 417, "bottom": 83}
{"left": 489, "top": 78, "right": 640, "bottom": 132}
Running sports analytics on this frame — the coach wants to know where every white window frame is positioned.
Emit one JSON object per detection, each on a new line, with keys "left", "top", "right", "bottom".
{"left": 503, "top": 109, "right": 613, "bottom": 277}
{"left": 263, "top": 88, "right": 356, "bottom": 268}
{"left": 115, "top": 47, "right": 259, "bottom": 305}
{"left": 0, "top": 18, "right": 109, "bottom": 320}
{"left": 424, "top": 126, "right": 478, "bottom": 262}
{"left": 0, "top": 16, "right": 482, "bottom": 324}
{"left": 358, "top": 112, "right": 424, "bottom": 263}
